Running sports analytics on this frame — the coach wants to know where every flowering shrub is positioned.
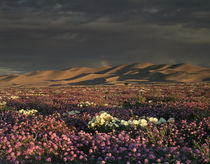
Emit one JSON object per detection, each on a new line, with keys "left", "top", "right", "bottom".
{"left": 10, "top": 96, "right": 19, "bottom": 99}
{"left": 147, "top": 116, "right": 158, "bottom": 124}
{"left": 78, "top": 101, "right": 96, "bottom": 108}
{"left": 0, "top": 101, "right": 6, "bottom": 106}
{"left": 88, "top": 111, "right": 175, "bottom": 132}
{"left": 0, "top": 101, "right": 6, "bottom": 110}
{"left": 18, "top": 109, "right": 38, "bottom": 115}
{"left": 0, "top": 84, "right": 209, "bottom": 163}
{"left": 88, "top": 111, "right": 120, "bottom": 131}
{"left": 121, "top": 118, "right": 148, "bottom": 128}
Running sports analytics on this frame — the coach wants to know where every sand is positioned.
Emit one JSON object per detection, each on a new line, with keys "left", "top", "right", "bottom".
{"left": 0, "top": 63, "right": 209, "bottom": 87}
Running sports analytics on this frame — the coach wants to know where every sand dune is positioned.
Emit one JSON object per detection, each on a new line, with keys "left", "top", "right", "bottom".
{"left": 0, "top": 63, "right": 209, "bottom": 87}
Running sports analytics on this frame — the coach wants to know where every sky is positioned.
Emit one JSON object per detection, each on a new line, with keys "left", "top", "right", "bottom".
{"left": 0, "top": 0, "right": 210, "bottom": 74}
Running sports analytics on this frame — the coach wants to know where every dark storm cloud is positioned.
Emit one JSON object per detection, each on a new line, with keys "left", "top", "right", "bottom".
{"left": 1, "top": 0, "right": 210, "bottom": 25}
{"left": 0, "top": 0, "right": 210, "bottom": 73}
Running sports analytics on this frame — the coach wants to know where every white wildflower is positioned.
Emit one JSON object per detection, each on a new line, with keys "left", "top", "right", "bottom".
{"left": 148, "top": 117, "right": 158, "bottom": 124}
{"left": 133, "top": 120, "right": 140, "bottom": 125}
{"left": 0, "top": 101, "right": 6, "bottom": 106}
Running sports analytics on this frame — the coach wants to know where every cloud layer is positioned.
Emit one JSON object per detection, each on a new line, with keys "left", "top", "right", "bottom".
{"left": 0, "top": 0, "right": 210, "bottom": 72}
{"left": 0, "top": 67, "right": 23, "bottom": 75}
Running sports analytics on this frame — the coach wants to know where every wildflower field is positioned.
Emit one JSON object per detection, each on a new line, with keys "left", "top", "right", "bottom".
{"left": 0, "top": 83, "right": 209, "bottom": 164}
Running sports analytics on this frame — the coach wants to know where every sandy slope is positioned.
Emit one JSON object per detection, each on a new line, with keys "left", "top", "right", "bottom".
{"left": 0, "top": 63, "right": 209, "bottom": 87}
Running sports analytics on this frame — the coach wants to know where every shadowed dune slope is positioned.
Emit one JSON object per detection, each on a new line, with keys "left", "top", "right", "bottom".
{"left": 0, "top": 63, "right": 210, "bottom": 87}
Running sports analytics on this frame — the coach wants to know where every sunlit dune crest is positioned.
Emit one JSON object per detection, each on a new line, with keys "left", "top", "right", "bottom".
{"left": 0, "top": 63, "right": 210, "bottom": 87}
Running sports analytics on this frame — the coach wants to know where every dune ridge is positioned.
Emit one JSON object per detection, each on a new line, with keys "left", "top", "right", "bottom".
{"left": 0, "top": 63, "right": 210, "bottom": 87}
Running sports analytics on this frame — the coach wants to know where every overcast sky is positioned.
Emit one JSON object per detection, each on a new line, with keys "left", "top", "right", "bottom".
{"left": 0, "top": 0, "right": 210, "bottom": 74}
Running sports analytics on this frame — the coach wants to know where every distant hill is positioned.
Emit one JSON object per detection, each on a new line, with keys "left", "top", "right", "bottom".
{"left": 0, "top": 63, "right": 210, "bottom": 87}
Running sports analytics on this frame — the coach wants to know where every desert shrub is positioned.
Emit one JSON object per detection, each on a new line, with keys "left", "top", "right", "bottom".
{"left": 164, "top": 94, "right": 180, "bottom": 102}
{"left": 137, "top": 91, "right": 146, "bottom": 104}
{"left": 124, "top": 82, "right": 129, "bottom": 86}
